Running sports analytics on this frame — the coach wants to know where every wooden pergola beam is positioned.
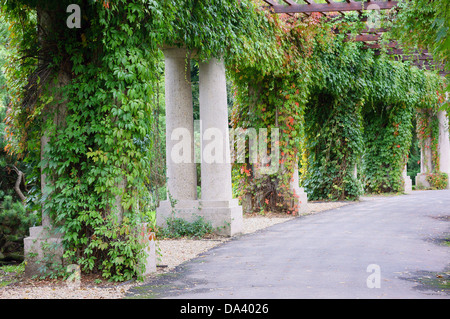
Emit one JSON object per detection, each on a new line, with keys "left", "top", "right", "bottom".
{"left": 262, "top": 0, "right": 279, "bottom": 6}
{"left": 373, "top": 48, "right": 432, "bottom": 58}
{"left": 363, "top": 41, "right": 398, "bottom": 49}
{"left": 360, "top": 27, "right": 389, "bottom": 33}
{"left": 346, "top": 33, "right": 382, "bottom": 42}
{"left": 261, "top": 0, "right": 447, "bottom": 77}
{"left": 281, "top": 0, "right": 300, "bottom": 17}
{"left": 410, "top": 59, "right": 445, "bottom": 68}
{"left": 269, "top": 0, "right": 397, "bottom": 13}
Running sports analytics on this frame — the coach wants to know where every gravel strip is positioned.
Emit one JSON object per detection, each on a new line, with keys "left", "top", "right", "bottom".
{"left": 0, "top": 201, "right": 351, "bottom": 299}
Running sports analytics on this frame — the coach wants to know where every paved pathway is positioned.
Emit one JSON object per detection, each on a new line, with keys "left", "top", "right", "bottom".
{"left": 128, "top": 190, "right": 450, "bottom": 299}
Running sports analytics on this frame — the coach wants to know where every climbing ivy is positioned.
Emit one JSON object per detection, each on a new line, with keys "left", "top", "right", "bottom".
{"left": 303, "top": 39, "right": 368, "bottom": 201}
{"left": 1, "top": 0, "right": 275, "bottom": 280}
{"left": 304, "top": 91, "right": 365, "bottom": 200}
{"left": 230, "top": 10, "right": 446, "bottom": 203}
{"left": 362, "top": 102, "right": 414, "bottom": 193}
{"left": 391, "top": 0, "right": 450, "bottom": 72}
{"left": 229, "top": 12, "right": 331, "bottom": 213}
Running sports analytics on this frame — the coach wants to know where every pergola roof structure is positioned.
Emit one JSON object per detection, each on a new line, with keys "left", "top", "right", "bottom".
{"left": 263, "top": 0, "right": 397, "bottom": 14}
{"left": 261, "top": 0, "right": 448, "bottom": 76}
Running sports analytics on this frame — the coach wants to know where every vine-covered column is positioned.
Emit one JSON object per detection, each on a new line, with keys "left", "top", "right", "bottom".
{"left": 23, "top": 4, "right": 67, "bottom": 277}
{"left": 415, "top": 108, "right": 449, "bottom": 190}
{"left": 304, "top": 93, "right": 364, "bottom": 200}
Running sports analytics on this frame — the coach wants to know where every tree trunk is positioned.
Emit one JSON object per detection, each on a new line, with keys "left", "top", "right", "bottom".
{"left": 12, "top": 166, "right": 26, "bottom": 203}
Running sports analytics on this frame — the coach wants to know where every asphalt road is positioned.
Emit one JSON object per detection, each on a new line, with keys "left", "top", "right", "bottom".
{"left": 128, "top": 190, "right": 450, "bottom": 299}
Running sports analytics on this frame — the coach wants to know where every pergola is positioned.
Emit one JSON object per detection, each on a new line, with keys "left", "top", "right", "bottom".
{"left": 263, "top": 0, "right": 397, "bottom": 13}
{"left": 261, "top": 0, "right": 448, "bottom": 76}
{"left": 261, "top": 0, "right": 450, "bottom": 192}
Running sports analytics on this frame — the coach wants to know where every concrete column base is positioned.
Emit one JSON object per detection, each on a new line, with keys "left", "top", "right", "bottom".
{"left": 24, "top": 225, "right": 158, "bottom": 278}
{"left": 23, "top": 226, "right": 64, "bottom": 277}
{"left": 156, "top": 199, "right": 243, "bottom": 237}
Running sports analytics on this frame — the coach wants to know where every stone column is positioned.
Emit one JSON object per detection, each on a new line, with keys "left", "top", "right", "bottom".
{"left": 156, "top": 48, "right": 200, "bottom": 227}
{"left": 437, "top": 110, "right": 450, "bottom": 189}
{"left": 163, "top": 48, "right": 197, "bottom": 200}
{"left": 197, "top": 58, "right": 243, "bottom": 236}
{"left": 199, "top": 58, "right": 232, "bottom": 201}
{"left": 289, "top": 163, "right": 309, "bottom": 215}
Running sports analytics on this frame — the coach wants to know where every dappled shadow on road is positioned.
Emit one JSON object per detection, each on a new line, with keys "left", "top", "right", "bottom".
{"left": 400, "top": 214, "right": 450, "bottom": 297}
{"left": 125, "top": 260, "right": 210, "bottom": 299}
{"left": 399, "top": 267, "right": 450, "bottom": 297}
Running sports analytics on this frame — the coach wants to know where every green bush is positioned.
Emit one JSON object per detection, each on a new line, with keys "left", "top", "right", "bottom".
{"left": 0, "top": 191, "right": 37, "bottom": 261}
{"left": 426, "top": 172, "right": 449, "bottom": 190}
{"left": 157, "top": 215, "right": 214, "bottom": 239}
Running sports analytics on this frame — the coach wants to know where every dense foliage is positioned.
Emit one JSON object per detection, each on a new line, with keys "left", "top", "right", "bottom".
{"left": 229, "top": 12, "right": 327, "bottom": 212}
{"left": 0, "top": 191, "right": 37, "bottom": 262}
{"left": 391, "top": 0, "right": 449, "bottom": 72}
{"left": 306, "top": 47, "right": 445, "bottom": 198}
{"left": 390, "top": 0, "right": 449, "bottom": 104}
{"left": 229, "top": 10, "right": 446, "bottom": 203}
{"left": 0, "top": 14, "right": 36, "bottom": 263}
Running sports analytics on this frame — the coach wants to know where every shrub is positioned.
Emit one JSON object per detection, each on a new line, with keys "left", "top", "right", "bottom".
{"left": 426, "top": 172, "right": 449, "bottom": 190}
{"left": 157, "top": 215, "right": 214, "bottom": 239}
{"left": 0, "top": 191, "right": 37, "bottom": 261}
